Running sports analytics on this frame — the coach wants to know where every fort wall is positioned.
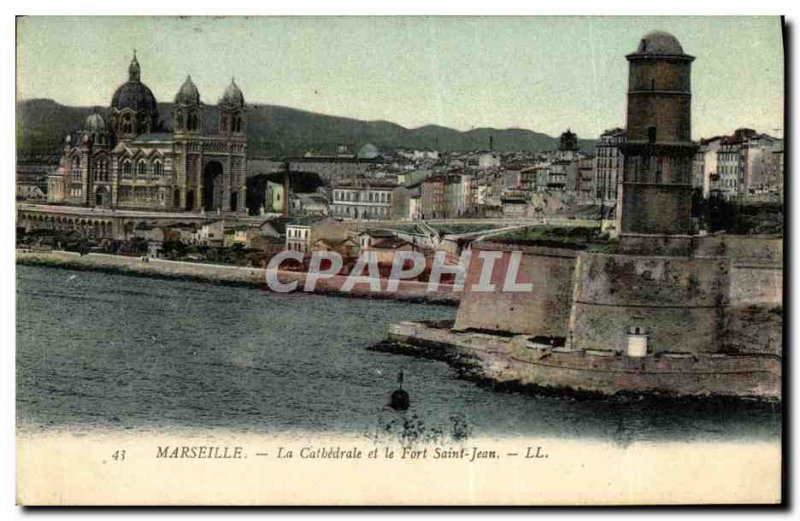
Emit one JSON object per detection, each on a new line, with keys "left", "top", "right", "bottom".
{"left": 570, "top": 253, "right": 728, "bottom": 354}
{"left": 454, "top": 236, "right": 782, "bottom": 356}
{"left": 452, "top": 245, "right": 577, "bottom": 337}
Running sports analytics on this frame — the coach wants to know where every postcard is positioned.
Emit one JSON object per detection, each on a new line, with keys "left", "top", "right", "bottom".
{"left": 15, "top": 15, "right": 784, "bottom": 505}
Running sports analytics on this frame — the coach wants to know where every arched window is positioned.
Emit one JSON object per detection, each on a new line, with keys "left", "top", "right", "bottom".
{"left": 138, "top": 160, "right": 147, "bottom": 179}
{"left": 122, "top": 160, "right": 132, "bottom": 179}
{"left": 71, "top": 157, "right": 81, "bottom": 181}
{"left": 95, "top": 159, "right": 109, "bottom": 181}
{"left": 153, "top": 160, "right": 163, "bottom": 178}
{"left": 122, "top": 114, "right": 133, "bottom": 134}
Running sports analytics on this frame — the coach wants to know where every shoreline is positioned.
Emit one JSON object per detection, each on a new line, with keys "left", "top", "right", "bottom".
{"left": 15, "top": 250, "right": 461, "bottom": 306}
{"left": 375, "top": 321, "right": 782, "bottom": 403}
{"left": 369, "top": 340, "right": 781, "bottom": 405}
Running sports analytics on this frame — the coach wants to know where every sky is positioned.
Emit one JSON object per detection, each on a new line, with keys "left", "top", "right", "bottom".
{"left": 16, "top": 16, "right": 784, "bottom": 140}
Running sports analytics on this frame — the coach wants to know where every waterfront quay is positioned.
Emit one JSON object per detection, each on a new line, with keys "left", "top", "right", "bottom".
{"left": 15, "top": 249, "right": 462, "bottom": 305}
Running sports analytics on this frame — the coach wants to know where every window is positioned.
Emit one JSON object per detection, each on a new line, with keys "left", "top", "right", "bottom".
{"left": 647, "top": 126, "right": 657, "bottom": 144}
{"left": 95, "top": 159, "right": 108, "bottom": 181}
{"left": 122, "top": 160, "right": 132, "bottom": 179}
{"left": 153, "top": 161, "right": 163, "bottom": 178}
{"left": 122, "top": 115, "right": 133, "bottom": 134}
{"left": 138, "top": 161, "right": 147, "bottom": 179}
{"left": 71, "top": 157, "right": 81, "bottom": 181}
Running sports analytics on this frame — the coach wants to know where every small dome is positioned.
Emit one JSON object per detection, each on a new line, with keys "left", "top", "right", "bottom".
{"left": 175, "top": 75, "right": 200, "bottom": 105}
{"left": 84, "top": 112, "right": 106, "bottom": 132}
{"left": 357, "top": 143, "right": 380, "bottom": 159}
{"left": 635, "top": 31, "right": 685, "bottom": 55}
{"left": 220, "top": 78, "right": 244, "bottom": 107}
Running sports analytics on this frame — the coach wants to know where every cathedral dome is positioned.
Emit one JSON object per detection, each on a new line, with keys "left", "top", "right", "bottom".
{"left": 110, "top": 53, "right": 158, "bottom": 113}
{"left": 219, "top": 78, "right": 244, "bottom": 108}
{"left": 175, "top": 75, "right": 200, "bottom": 105}
{"left": 84, "top": 112, "right": 106, "bottom": 132}
{"left": 111, "top": 81, "right": 158, "bottom": 112}
{"left": 634, "top": 31, "right": 685, "bottom": 55}
{"left": 357, "top": 143, "right": 380, "bottom": 159}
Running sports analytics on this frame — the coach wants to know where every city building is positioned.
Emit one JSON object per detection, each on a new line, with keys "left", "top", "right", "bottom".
{"left": 291, "top": 193, "right": 329, "bottom": 216}
{"left": 420, "top": 175, "right": 447, "bottom": 219}
{"left": 714, "top": 131, "right": 750, "bottom": 200}
{"left": 445, "top": 173, "right": 474, "bottom": 217}
{"left": 574, "top": 157, "right": 596, "bottom": 202}
{"left": 408, "top": 195, "right": 422, "bottom": 220}
{"left": 500, "top": 187, "right": 534, "bottom": 218}
{"left": 264, "top": 180, "right": 286, "bottom": 215}
{"left": 330, "top": 178, "right": 395, "bottom": 220}
{"left": 311, "top": 235, "right": 359, "bottom": 256}
{"left": 696, "top": 129, "right": 783, "bottom": 201}
{"left": 693, "top": 136, "right": 723, "bottom": 197}
{"left": 396, "top": 169, "right": 431, "bottom": 186}
{"left": 286, "top": 222, "right": 312, "bottom": 253}
{"left": 741, "top": 132, "right": 783, "bottom": 199}
{"left": 194, "top": 221, "right": 226, "bottom": 247}
{"left": 361, "top": 237, "right": 415, "bottom": 265}
{"left": 477, "top": 152, "right": 502, "bottom": 170}
{"left": 593, "top": 128, "right": 626, "bottom": 203}
{"left": 391, "top": 182, "right": 423, "bottom": 220}
{"left": 547, "top": 160, "right": 570, "bottom": 190}
{"left": 419, "top": 173, "right": 474, "bottom": 219}
{"left": 556, "top": 129, "right": 580, "bottom": 161}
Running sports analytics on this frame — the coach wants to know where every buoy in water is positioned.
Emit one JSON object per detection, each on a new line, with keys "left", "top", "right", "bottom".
{"left": 389, "top": 389, "right": 411, "bottom": 411}
{"left": 389, "top": 370, "right": 410, "bottom": 411}
{"left": 390, "top": 389, "right": 410, "bottom": 411}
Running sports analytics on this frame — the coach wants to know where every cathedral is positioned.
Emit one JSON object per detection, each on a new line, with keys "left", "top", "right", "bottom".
{"left": 49, "top": 53, "right": 248, "bottom": 214}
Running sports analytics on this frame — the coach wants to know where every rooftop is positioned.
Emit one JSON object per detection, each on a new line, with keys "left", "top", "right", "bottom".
{"left": 633, "top": 31, "right": 685, "bottom": 56}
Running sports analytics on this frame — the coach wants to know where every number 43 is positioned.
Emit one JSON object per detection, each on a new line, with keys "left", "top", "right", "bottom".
{"left": 112, "top": 450, "right": 126, "bottom": 462}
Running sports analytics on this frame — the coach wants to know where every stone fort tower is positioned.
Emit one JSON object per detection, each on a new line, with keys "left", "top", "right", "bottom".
{"left": 618, "top": 31, "right": 697, "bottom": 246}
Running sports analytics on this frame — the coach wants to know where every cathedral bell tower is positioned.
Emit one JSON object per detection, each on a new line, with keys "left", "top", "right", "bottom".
{"left": 618, "top": 31, "right": 698, "bottom": 249}
{"left": 216, "top": 78, "right": 247, "bottom": 215}
{"left": 218, "top": 78, "right": 246, "bottom": 136}
{"left": 172, "top": 75, "right": 202, "bottom": 134}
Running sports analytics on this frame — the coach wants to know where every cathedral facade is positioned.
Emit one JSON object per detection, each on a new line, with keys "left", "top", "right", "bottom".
{"left": 50, "top": 53, "right": 248, "bottom": 214}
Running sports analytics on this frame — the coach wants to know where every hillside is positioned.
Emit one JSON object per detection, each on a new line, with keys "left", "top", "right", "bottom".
{"left": 16, "top": 98, "right": 597, "bottom": 160}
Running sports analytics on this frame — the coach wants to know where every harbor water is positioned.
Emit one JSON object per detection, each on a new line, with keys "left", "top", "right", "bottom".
{"left": 16, "top": 265, "right": 781, "bottom": 443}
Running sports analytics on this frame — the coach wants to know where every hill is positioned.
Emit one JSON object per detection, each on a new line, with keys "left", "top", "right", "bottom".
{"left": 16, "top": 98, "right": 597, "bottom": 160}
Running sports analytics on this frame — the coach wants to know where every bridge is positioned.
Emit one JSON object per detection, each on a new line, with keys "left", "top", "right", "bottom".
{"left": 16, "top": 202, "right": 598, "bottom": 241}
{"left": 15, "top": 203, "right": 239, "bottom": 240}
